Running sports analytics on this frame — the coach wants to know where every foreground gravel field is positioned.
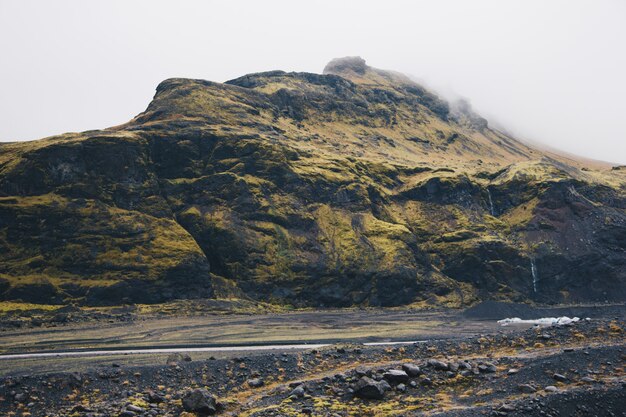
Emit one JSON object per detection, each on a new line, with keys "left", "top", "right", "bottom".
{"left": 1, "top": 313, "right": 624, "bottom": 417}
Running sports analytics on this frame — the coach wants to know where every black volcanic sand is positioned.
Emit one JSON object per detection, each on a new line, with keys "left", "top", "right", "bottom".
{"left": 1, "top": 316, "right": 624, "bottom": 417}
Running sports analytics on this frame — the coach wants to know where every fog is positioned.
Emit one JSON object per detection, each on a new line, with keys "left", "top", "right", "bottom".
{"left": 1, "top": 0, "right": 625, "bottom": 164}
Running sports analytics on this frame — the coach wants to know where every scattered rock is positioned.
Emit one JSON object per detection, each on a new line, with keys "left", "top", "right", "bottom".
{"left": 420, "top": 377, "right": 433, "bottom": 386}
{"left": 402, "top": 363, "right": 421, "bottom": 377}
{"left": 14, "top": 393, "right": 27, "bottom": 402}
{"left": 498, "top": 403, "right": 516, "bottom": 412}
{"left": 427, "top": 359, "right": 449, "bottom": 371}
{"left": 553, "top": 373, "right": 567, "bottom": 382}
{"left": 247, "top": 378, "right": 264, "bottom": 388}
{"left": 383, "top": 369, "right": 409, "bottom": 384}
{"left": 353, "top": 376, "right": 390, "bottom": 400}
{"left": 479, "top": 362, "right": 497, "bottom": 373}
{"left": 126, "top": 405, "right": 144, "bottom": 412}
{"left": 518, "top": 384, "right": 537, "bottom": 393}
{"left": 289, "top": 385, "right": 305, "bottom": 398}
{"left": 544, "top": 385, "right": 558, "bottom": 392}
{"left": 182, "top": 389, "right": 219, "bottom": 415}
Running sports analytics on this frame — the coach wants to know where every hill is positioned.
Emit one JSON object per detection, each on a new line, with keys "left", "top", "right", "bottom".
{"left": 1, "top": 57, "right": 624, "bottom": 307}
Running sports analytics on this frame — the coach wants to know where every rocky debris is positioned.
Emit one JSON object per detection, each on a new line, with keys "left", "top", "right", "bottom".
{"left": 427, "top": 359, "right": 449, "bottom": 371}
{"left": 518, "top": 384, "right": 537, "bottom": 393}
{"left": 353, "top": 376, "right": 391, "bottom": 400}
{"left": 402, "top": 363, "right": 421, "bottom": 377}
{"left": 1, "top": 317, "right": 624, "bottom": 417}
{"left": 479, "top": 362, "right": 497, "bottom": 373}
{"left": 382, "top": 369, "right": 409, "bottom": 384}
{"left": 126, "top": 404, "right": 144, "bottom": 413}
{"left": 289, "top": 385, "right": 305, "bottom": 398}
{"left": 552, "top": 373, "right": 567, "bottom": 382}
{"left": 182, "top": 389, "right": 220, "bottom": 415}
{"left": 247, "top": 378, "right": 264, "bottom": 388}
{"left": 498, "top": 403, "right": 516, "bottom": 412}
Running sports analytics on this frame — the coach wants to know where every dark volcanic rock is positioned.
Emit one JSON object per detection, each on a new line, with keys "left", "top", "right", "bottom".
{"left": 182, "top": 389, "right": 219, "bottom": 415}
{"left": 353, "top": 376, "right": 390, "bottom": 400}
{"left": 401, "top": 363, "right": 421, "bottom": 377}
{"left": 383, "top": 369, "right": 409, "bottom": 384}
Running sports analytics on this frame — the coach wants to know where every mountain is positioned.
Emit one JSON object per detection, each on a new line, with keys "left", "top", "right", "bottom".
{"left": 1, "top": 57, "right": 624, "bottom": 307}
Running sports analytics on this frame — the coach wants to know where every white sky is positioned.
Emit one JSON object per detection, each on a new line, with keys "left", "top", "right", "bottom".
{"left": 1, "top": 0, "right": 625, "bottom": 164}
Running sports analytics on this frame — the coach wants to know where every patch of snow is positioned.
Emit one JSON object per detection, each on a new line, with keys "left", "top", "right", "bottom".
{"left": 497, "top": 316, "right": 581, "bottom": 326}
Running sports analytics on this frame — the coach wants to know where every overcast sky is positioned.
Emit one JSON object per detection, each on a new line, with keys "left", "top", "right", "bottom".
{"left": 1, "top": 0, "right": 625, "bottom": 164}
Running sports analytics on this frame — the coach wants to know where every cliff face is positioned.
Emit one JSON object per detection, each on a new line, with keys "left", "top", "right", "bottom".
{"left": 1, "top": 57, "right": 624, "bottom": 307}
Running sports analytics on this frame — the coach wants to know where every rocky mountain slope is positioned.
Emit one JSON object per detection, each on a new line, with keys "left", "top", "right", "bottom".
{"left": 0, "top": 57, "right": 624, "bottom": 307}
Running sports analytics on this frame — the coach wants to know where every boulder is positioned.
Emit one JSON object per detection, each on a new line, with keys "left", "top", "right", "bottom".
{"left": 401, "top": 363, "right": 421, "bottom": 377}
{"left": 353, "top": 376, "right": 390, "bottom": 400}
{"left": 427, "top": 359, "right": 449, "bottom": 371}
{"left": 182, "top": 389, "right": 219, "bottom": 415}
{"left": 383, "top": 369, "right": 409, "bottom": 384}
{"left": 289, "top": 385, "right": 305, "bottom": 398}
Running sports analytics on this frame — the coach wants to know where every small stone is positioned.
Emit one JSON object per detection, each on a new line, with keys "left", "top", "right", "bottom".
{"left": 14, "top": 393, "right": 27, "bottom": 402}
{"left": 402, "top": 363, "right": 421, "bottom": 377}
{"left": 508, "top": 368, "right": 519, "bottom": 375}
{"left": 459, "top": 362, "right": 472, "bottom": 370}
{"left": 544, "top": 386, "right": 558, "bottom": 392}
{"left": 247, "top": 378, "right": 264, "bottom": 388}
{"left": 383, "top": 369, "right": 409, "bottom": 384}
{"left": 581, "top": 376, "right": 595, "bottom": 383}
{"left": 427, "top": 359, "right": 449, "bottom": 371}
{"left": 126, "top": 404, "right": 144, "bottom": 413}
{"left": 553, "top": 373, "right": 567, "bottom": 382}
{"left": 479, "top": 363, "right": 497, "bottom": 373}
{"left": 289, "top": 385, "right": 305, "bottom": 398}
{"left": 498, "top": 404, "right": 516, "bottom": 412}
{"left": 126, "top": 405, "right": 144, "bottom": 412}
{"left": 518, "top": 384, "right": 537, "bottom": 393}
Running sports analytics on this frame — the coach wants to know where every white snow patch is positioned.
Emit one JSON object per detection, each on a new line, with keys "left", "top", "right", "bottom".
{"left": 497, "top": 316, "right": 581, "bottom": 326}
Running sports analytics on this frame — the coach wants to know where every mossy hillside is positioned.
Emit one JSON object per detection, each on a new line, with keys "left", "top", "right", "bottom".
{"left": 0, "top": 57, "right": 624, "bottom": 306}
{"left": 0, "top": 193, "right": 211, "bottom": 305}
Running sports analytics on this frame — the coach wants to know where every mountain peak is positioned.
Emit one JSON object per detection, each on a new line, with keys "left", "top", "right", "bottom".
{"left": 323, "top": 56, "right": 368, "bottom": 76}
